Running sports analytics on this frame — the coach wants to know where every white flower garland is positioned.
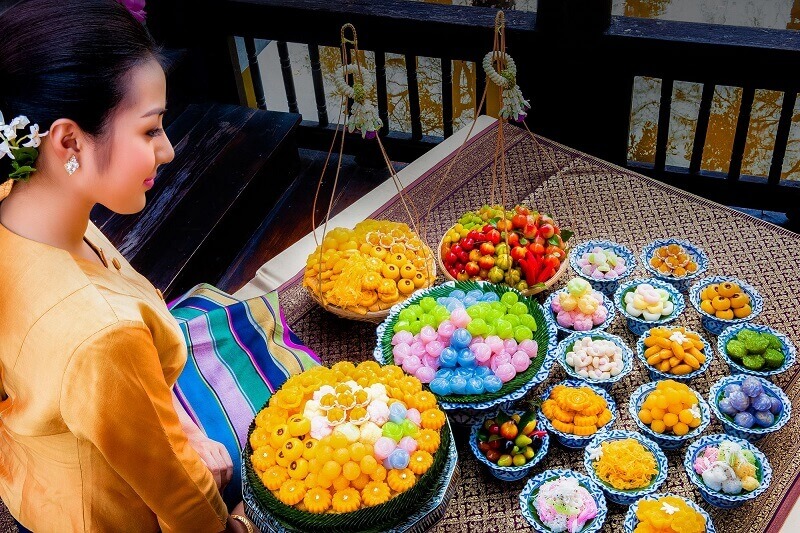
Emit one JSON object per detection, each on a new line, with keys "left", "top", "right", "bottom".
{"left": 333, "top": 63, "right": 383, "bottom": 139}
{"left": 0, "top": 111, "right": 49, "bottom": 181}
{"left": 482, "top": 51, "right": 530, "bottom": 122}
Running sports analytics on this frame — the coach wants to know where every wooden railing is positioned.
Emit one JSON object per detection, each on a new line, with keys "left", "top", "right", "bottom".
{"left": 182, "top": 0, "right": 800, "bottom": 214}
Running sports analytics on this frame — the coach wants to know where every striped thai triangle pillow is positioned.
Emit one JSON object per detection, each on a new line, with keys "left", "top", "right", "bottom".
{"left": 169, "top": 284, "right": 320, "bottom": 504}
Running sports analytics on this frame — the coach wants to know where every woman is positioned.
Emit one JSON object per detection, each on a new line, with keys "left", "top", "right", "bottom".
{"left": 0, "top": 1, "right": 256, "bottom": 531}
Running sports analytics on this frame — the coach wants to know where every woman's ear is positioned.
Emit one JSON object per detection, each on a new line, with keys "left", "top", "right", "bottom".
{"left": 46, "top": 119, "right": 85, "bottom": 162}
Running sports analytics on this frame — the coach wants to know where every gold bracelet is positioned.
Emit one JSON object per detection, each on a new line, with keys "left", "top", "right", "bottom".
{"left": 230, "top": 513, "right": 254, "bottom": 533}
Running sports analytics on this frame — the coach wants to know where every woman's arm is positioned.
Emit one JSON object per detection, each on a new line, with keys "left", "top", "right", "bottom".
{"left": 61, "top": 322, "right": 229, "bottom": 532}
{"left": 172, "top": 390, "right": 233, "bottom": 490}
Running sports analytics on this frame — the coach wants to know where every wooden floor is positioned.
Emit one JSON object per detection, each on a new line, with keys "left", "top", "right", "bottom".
{"left": 217, "top": 148, "right": 408, "bottom": 293}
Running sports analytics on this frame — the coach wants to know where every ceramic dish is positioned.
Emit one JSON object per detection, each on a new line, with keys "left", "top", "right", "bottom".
{"left": 684, "top": 433, "right": 771, "bottom": 508}
{"left": 614, "top": 278, "right": 685, "bottom": 336}
{"left": 555, "top": 331, "right": 633, "bottom": 390}
{"left": 688, "top": 276, "right": 763, "bottom": 335}
{"left": 640, "top": 238, "right": 709, "bottom": 292}
{"left": 568, "top": 240, "right": 636, "bottom": 297}
{"left": 628, "top": 380, "right": 710, "bottom": 450}
{"left": 708, "top": 374, "right": 791, "bottom": 442}
{"left": 539, "top": 379, "right": 617, "bottom": 449}
{"left": 717, "top": 323, "right": 796, "bottom": 379}
{"left": 519, "top": 469, "right": 607, "bottom": 533}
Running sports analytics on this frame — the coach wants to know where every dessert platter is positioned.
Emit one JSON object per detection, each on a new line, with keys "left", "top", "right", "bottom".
{"left": 250, "top": 14, "right": 799, "bottom": 533}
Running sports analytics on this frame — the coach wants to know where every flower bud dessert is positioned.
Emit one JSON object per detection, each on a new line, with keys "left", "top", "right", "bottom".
{"left": 577, "top": 247, "right": 627, "bottom": 280}
{"left": 542, "top": 385, "right": 613, "bottom": 436}
{"left": 725, "top": 328, "right": 786, "bottom": 371}
{"left": 699, "top": 281, "right": 751, "bottom": 320}
{"left": 589, "top": 438, "right": 658, "bottom": 490}
{"left": 534, "top": 477, "right": 599, "bottom": 533}
{"left": 550, "top": 278, "right": 608, "bottom": 331}
{"left": 248, "top": 362, "right": 447, "bottom": 518}
{"left": 624, "top": 283, "right": 674, "bottom": 321}
{"left": 304, "top": 220, "right": 434, "bottom": 315}
{"left": 642, "top": 326, "right": 707, "bottom": 376}
{"left": 565, "top": 337, "right": 625, "bottom": 380}
{"left": 634, "top": 496, "right": 706, "bottom": 533}
{"left": 693, "top": 439, "right": 761, "bottom": 494}
{"left": 716, "top": 376, "right": 782, "bottom": 429}
{"left": 649, "top": 243, "right": 699, "bottom": 278}
{"left": 637, "top": 380, "right": 702, "bottom": 436}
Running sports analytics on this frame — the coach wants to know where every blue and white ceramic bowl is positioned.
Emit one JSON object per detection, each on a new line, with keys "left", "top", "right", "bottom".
{"left": 556, "top": 332, "right": 633, "bottom": 391}
{"left": 373, "top": 280, "right": 559, "bottom": 425}
{"left": 635, "top": 327, "right": 712, "bottom": 382}
{"left": 689, "top": 276, "right": 763, "bottom": 335}
{"left": 623, "top": 493, "right": 716, "bottom": 533}
{"left": 544, "top": 289, "right": 616, "bottom": 339}
{"left": 708, "top": 374, "right": 791, "bottom": 442}
{"left": 469, "top": 409, "right": 549, "bottom": 481}
{"left": 640, "top": 238, "right": 709, "bottom": 292}
{"left": 684, "top": 433, "right": 772, "bottom": 508}
{"left": 628, "top": 380, "right": 710, "bottom": 450}
{"left": 583, "top": 430, "right": 668, "bottom": 505}
{"left": 520, "top": 469, "right": 607, "bottom": 533}
{"left": 717, "top": 323, "right": 796, "bottom": 379}
{"left": 569, "top": 240, "right": 636, "bottom": 297}
{"left": 614, "top": 278, "right": 685, "bottom": 336}
{"left": 539, "top": 379, "right": 617, "bottom": 449}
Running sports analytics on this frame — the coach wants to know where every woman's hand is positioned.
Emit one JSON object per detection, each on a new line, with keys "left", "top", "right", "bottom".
{"left": 188, "top": 433, "right": 233, "bottom": 491}
{"left": 171, "top": 389, "right": 233, "bottom": 491}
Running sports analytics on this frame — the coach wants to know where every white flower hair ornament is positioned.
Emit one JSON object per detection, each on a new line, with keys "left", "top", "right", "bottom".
{"left": 0, "top": 111, "right": 49, "bottom": 181}
{"left": 482, "top": 51, "right": 530, "bottom": 122}
{"left": 333, "top": 63, "right": 383, "bottom": 140}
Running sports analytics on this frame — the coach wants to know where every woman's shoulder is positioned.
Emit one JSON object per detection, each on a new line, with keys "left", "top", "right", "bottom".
{"left": 0, "top": 224, "right": 150, "bottom": 351}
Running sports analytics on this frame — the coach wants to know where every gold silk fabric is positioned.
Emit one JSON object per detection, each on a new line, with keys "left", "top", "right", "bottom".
{"left": 0, "top": 221, "right": 228, "bottom": 532}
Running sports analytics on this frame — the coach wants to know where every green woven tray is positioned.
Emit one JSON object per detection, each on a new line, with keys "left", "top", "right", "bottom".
{"left": 377, "top": 280, "right": 551, "bottom": 404}
{"left": 244, "top": 411, "right": 452, "bottom": 532}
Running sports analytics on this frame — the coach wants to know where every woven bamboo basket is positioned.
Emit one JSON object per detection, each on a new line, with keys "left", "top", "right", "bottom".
{"left": 437, "top": 229, "right": 568, "bottom": 297}
{"left": 305, "top": 244, "right": 437, "bottom": 323}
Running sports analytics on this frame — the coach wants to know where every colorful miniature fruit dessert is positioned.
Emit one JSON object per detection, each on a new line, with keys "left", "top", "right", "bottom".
{"left": 716, "top": 376, "right": 782, "bottom": 429}
{"left": 475, "top": 409, "right": 546, "bottom": 467}
{"left": 440, "top": 205, "right": 572, "bottom": 291}
{"left": 642, "top": 327, "right": 707, "bottom": 376}
{"left": 576, "top": 246, "right": 628, "bottom": 280}
{"left": 699, "top": 281, "right": 751, "bottom": 320}
{"left": 565, "top": 337, "right": 625, "bottom": 380}
{"left": 550, "top": 278, "right": 608, "bottom": 331}
{"left": 624, "top": 283, "right": 674, "bottom": 321}
{"left": 634, "top": 495, "right": 706, "bottom": 533}
{"left": 637, "top": 380, "right": 702, "bottom": 436}
{"left": 725, "top": 328, "right": 786, "bottom": 371}
{"left": 390, "top": 290, "right": 541, "bottom": 395}
{"left": 248, "top": 362, "right": 446, "bottom": 516}
{"left": 533, "top": 477, "right": 599, "bottom": 533}
{"left": 541, "top": 385, "right": 613, "bottom": 436}
{"left": 693, "top": 439, "right": 761, "bottom": 494}
{"left": 649, "top": 243, "right": 699, "bottom": 278}
{"left": 589, "top": 438, "right": 657, "bottom": 490}
{"left": 304, "top": 220, "right": 434, "bottom": 315}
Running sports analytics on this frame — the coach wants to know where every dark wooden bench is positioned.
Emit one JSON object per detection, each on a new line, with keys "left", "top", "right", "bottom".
{"left": 91, "top": 103, "right": 302, "bottom": 299}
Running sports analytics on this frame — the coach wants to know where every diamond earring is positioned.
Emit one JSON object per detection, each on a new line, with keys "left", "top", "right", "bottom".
{"left": 65, "top": 155, "right": 79, "bottom": 175}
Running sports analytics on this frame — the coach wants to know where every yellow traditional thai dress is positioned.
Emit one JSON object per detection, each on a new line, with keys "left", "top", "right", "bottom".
{"left": 0, "top": 220, "right": 228, "bottom": 532}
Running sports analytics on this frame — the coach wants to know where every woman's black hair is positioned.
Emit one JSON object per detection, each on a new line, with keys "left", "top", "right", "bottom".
{"left": 0, "top": 0, "right": 164, "bottom": 175}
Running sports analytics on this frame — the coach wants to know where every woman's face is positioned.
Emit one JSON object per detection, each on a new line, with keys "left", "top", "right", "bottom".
{"left": 87, "top": 58, "right": 174, "bottom": 214}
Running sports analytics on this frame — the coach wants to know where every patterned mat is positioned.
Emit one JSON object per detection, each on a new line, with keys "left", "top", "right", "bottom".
{"left": 278, "top": 122, "right": 800, "bottom": 533}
